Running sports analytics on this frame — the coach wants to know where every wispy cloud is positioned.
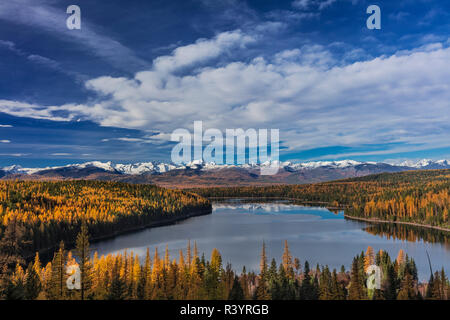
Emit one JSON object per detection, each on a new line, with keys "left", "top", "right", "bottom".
{"left": 0, "top": 153, "right": 29, "bottom": 157}
{"left": 0, "top": 0, "right": 150, "bottom": 71}
{"left": 292, "top": 0, "right": 338, "bottom": 11}
{"left": 1, "top": 30, "right": 449, "bottom": 157}
{"left": 102, "top": 137, "right": 146, "bottom": 143}
{"left": 50, "top": 153, "right": 72, "bottom": 156}
{"left": 0, "top": 39, "right": 85, "bottom": 80}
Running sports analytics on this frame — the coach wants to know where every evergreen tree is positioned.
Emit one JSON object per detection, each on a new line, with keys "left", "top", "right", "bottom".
{"left": 294, "top": 258, "right": 301, "bottom": 276}
{"left": 228, "top": 276, "right": 244, "bottom": 300}
{"left": 255, "top": 242, "right": 270, "bottom": 300}
{"left": 240, "top": 266, "right": 250, "bottom": 300}
{"left": 319, "top": 266, "right": 332, "bottom": 300}
{"left": 380, "top": 253, "right": 397, "bottom": 300}
{"left": 364, "top": 246, "right": 375, "bottom": 272}
{"left": 49, "top": 241, "right": 67, "bottom": 299}
{"left": 300, "top": 261, "right": 317, "bottom": 300}
{"left": 75, "top": 221, "right": 92, "bottom": 300}
{"left": 0, "top": 219, "right": 29, "bottom": 297}
{"left": 426, "top": 271, "right": 443, "bottom": 300}
{"left": 3, "top": 264, "right": 26, "bottom": 300}
{"left": 281, "top": 240, "right": 294, "bottom": 279}
{"left": 330, "top": 269, "right": 345, "bottom": 300}
{"left": 259, "top": 242, "right": 268, "bottom": 276}
{"left": 348, "top": 258, "right": 366, "bottom": 300}
{"left": 397, "top": 271, "right": 416, "bottom": 300}
{"left": 24, "top": 262, "right": 41, "bottom": 300}
{"left": 107, "top": 259, "right": 126, "bottom": 300}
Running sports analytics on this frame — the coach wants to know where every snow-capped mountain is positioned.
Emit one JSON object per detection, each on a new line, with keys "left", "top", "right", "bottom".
{"left": 2, "top": 159, "right": 449, "bottom": 177}
{"left": 397, "top": 159, "right": 450, "bottom": 169}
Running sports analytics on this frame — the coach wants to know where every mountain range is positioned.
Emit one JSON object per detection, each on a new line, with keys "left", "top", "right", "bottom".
{"left": 1, "top": 159, "right": 449, "bottom": 188}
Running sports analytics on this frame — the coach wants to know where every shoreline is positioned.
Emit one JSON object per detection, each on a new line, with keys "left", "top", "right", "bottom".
{"left": 29, "top": 208, "right": 212, "bottom": 262}
{"left": 207, "top": 196, "right": 348, "bottom": 209}
{"left": 344, "top": 214, "right": 450, "bottom": 233}
{"left": 210, "top": 197, "right": 449, "bottom": 232}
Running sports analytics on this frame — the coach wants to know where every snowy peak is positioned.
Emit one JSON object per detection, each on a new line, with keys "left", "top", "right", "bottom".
{"left": 397, "top": 159, "right": 450, "bottom": 169}
{"left": 2, "top": 159, "right": 450, "bottom": 176}
{"left": 114, "top": 162, "right": 178, "bottom": 175}
{"left": 288, "top": 159, "right": 364, "bottom": 170}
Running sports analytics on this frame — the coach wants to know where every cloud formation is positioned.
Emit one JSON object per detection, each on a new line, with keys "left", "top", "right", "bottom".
{"left": 292, "top": 0, "right": 338, "bottom": 11}
{"left": 1, "top": 28, "right": 450, "bottom": 156}
{"left": 0, "top": 0, "right": 150, "bottom": 72}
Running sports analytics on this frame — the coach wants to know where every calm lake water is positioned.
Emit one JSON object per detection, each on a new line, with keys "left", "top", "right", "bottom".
{"left": 90, "top": 200, "right": 449, "bottom": 281}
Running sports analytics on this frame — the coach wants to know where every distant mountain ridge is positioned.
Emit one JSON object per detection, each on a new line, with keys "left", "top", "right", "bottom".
{"left": 1, "top": 159, "right": 449, "bottom": 188}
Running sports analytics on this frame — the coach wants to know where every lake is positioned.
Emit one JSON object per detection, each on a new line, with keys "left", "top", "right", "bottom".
{"left": 90, "top": 200, "right": 449, "bottom": 281}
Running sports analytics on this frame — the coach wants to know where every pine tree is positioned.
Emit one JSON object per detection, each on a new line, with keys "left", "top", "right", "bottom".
{"left": 397, "top": 271, "right": 416, "bottom": 300}
{"left": 4, "top": 263, "right": 26, "bottom": 300}
{"left": 24, "top": 262, "right": 41, "bottom": 300}
{"left": 240, "top": 266, "right": 250, "bottom": 300}
{"left": 426, "top": 271, "right": 443, "bottom": 300}
{"left": 228, "top": 276, "right": 244, "bottom": 299}
{"left": 259, "top": 241, "right": 267, "bottom": 276}
{"left": 210, "top": 248, "right": 222, "bottom": 275}
{"left": 32, "top": 252, "right": 41, "bottom": 281}
{"left": 281, "top": 240, "right": 293, "bottom": 278}
{"left": 49, "top": 241, "right": 67, "bottom": 299}
{"left": 364, "top": 246, "right": 375, "bottom": 272}
{"left": 330, "top": 269, "right": 345, "bottom": 300}
{"left": 348, "top": 258, "right": 366, "bottom": 300}
{"left": 396, "top": 250, "right": 405, "bottom": 269}
{"left": 294, "top": 258, "right": 301, "bottom": 276}
{"left": 107, "top": 259, "right": 126, "bottom": 300}
{"left": 255, "top": 242, "right": 270, "bottom": 299}
{"left": 383, "top": 263, "right": 397, "bottom": 300}
{"left": 300, "top": 261, "right": 317, "bottom": 300}
{"left": 319, "top": 266, "right": 332, "bottom": 300}
{"left": 439, "top": 268, "right": 447, "bottom": 300}
{"left": 0, "top": 219, "right": 29, "bottom": 297}
{"left": 75, "top": 221, "right": 92, "bottom": 300}
{"left": 187, "top": 240, "right": 192, "bottom": 270}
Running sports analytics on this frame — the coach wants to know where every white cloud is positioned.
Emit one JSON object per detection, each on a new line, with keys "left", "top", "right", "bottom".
{"left": 0, "top": 39, "right": 85, "bottom": 79}
{"left": 0, "top": 153, "right": 28, "bottom": 157}
{"left": 0, "top": 0, "right": 149, "bottom": 71}
{"left": 292, "top": 0, "right": 337, "bottom": 11}
{"left": 318, "top": 0, "right": 337, "bottom": 10}
{"left": 152, "top": 30, "right": 255, "bottom": 73}
{"left": 1, "top": 31, "right": 450, "bottom": 157}
{"left": 0, "top": 125, "right": 13, "bottom": 128}
{"left": 50, "top": 153, "right": 72, "bottom": 156}
{"left": 0, "top": 140, "right": 11, "bottom": 143}
{"left": 102, "top": 137, "right": 146, "bottom": 143}
{"left": 101, "top": 135, "right": 172, "bottom": 145}
{"left": 0, "top": 100, "right": 74, "bottom": 121}
{"left": 292, "top": 0, "right": 313, "bottom": 10}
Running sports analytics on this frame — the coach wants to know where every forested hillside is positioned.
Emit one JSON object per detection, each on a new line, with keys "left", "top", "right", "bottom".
{"left": 192, "top": 169, "right": 450, "bottom": 229}
{"left": 3, "top": 236, "right": 449, "bottom": 300}
{"left": 0, "top": 180, "right": 211, "bottom": 256}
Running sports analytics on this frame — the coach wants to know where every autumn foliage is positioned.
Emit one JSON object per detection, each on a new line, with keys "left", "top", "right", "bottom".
{"left": 0, "top": 180, "right": 211, "bottom": 255}
{"left": 193, "top": 169, "right": 450, "bottom": 228}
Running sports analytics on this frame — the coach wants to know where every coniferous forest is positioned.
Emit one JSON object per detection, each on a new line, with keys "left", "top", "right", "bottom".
{"left": 0, "top": 180, "right": 211, "bottom": 257}
{"left": 0, "top": 173, "right": 449, "bottom": 300}
{"left": 1, "top": 224, "right": 449, "bottom": 300}
{"left": 193, "top": 169, "right": 450, "bottom": 229}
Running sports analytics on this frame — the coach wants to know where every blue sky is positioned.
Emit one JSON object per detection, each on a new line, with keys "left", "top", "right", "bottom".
{"left": 1, "top": 0, "right": 450, "bottom": 167}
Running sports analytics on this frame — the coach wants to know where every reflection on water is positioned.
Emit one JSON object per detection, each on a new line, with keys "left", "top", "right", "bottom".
{"left": 363, "top": 223, "right": 450, "bottom": 249}
{"left": 90, "top": 200, "right": 449, "bottom": 281}
{"left": 213, "top": 201, "right": 344, "bottom": 219}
